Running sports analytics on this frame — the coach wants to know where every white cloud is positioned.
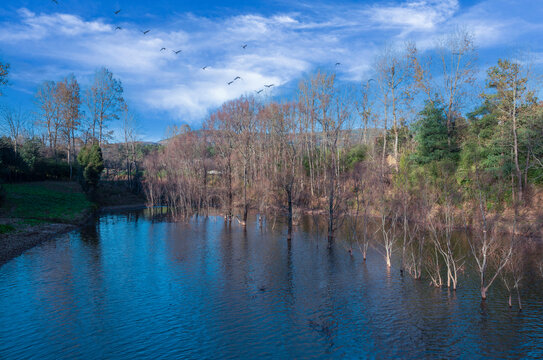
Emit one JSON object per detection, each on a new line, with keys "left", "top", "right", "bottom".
{"left": 0, "top": 8, "right": 111, "bottom": 42}
{"left": 0, "top": 0, "right": 542, "bottom": 140}
{"left": 369, "top": 0, "right": 459, "bottom": 32}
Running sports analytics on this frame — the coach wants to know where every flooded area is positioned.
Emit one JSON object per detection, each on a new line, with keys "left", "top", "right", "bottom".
{"left": 1, "top": 210, "right": 542, "bottom": 359}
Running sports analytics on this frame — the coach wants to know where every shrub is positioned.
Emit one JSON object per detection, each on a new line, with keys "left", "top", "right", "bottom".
{"left": 0, "top": 224, "right": 15, "bottom": 234}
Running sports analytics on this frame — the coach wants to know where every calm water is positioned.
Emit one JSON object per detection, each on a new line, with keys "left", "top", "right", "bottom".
{"left": 1, "top": 210, "right": 543, "bottom": 359}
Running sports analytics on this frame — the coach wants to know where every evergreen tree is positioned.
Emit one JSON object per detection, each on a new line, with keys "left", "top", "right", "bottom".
{"left": 77, "top": 143, "right": 104, "bottom": 191}
{"left": 413, "top": 101, "right": 458, "bottom": 165}
{"left": 20, "top": 138, "right": 42, "bottom": 172}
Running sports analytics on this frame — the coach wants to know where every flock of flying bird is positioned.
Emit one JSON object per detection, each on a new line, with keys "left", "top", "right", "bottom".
{"left": 110, "top": 7, "right": 275, "bottom": 93}
{"left": 50, "top": 2, "right": 343, "bottom": 94}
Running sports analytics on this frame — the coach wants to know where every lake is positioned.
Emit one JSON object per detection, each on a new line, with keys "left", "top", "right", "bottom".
{"left": 1, "top": 210, "right": 543, "bottom": 359}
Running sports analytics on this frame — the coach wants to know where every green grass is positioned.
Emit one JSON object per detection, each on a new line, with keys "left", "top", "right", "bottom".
{"left": 0, "top": 224, "right": 15, "bottom": 234}
{"left": 2, "top": 182, "right": 94, "bottom": 224}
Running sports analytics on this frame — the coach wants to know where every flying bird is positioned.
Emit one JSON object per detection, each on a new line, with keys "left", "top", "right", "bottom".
{"left": 141, "top": 29, "right": 150, "bottom": 35}
{"left": 202, "top": 66, "right": 208, "bottom": 70}
{"left": 264, "top": 84, "right": 274, "bottom": 88}
{"left": 160, "top": 47, "right": 166, "bottom": 51}
{"left": 227, "top": 81, "right": 234, "bottom": 85}
{"left": 172, "top": 49, "right": 182, "bottom": 54}
{"left": 335, "top": 62, "right": 341, "bottom": 66}
{"left": 233, "top": 76, "right": 241, "bottom": 81}
{"left": 114, "top": 9, "right": 121, "bottom": 14}
{"left": 51, "top": 0, "right": 58, "bottom": 4}
{"left": 115, "top": 26, "right": 122, "bottom": 31}
{"left": 256, "top": 90, "right": 263, "bottom": 94}
{"left": 241, "top": 44, "right": 247, "bottom": 49}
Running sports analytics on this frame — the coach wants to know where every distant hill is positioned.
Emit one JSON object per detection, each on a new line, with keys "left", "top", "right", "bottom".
{"left": 157, "top": 127, "right": 384, "bottom": 146}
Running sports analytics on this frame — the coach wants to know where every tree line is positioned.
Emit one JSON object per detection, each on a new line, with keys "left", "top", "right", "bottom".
{"left": 0, "top": 63, "right": 146, "bottom": 190}
{"left": 142, "top": 30, "right": 543, "bottom": 304}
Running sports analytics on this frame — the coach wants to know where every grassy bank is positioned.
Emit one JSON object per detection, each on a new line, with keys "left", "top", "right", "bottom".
{"left": 0, "top": 181, "right": 95, "bottom": 264}
{"left": 1, "top": 182, "right": 94, "bottom": 226}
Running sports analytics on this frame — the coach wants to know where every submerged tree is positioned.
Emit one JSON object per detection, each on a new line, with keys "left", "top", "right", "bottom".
{"left": 467, "top": 164, "right": 512, "bottom": 300}
{"left": 266, "top": 102, "right": 301, "bottom": 239}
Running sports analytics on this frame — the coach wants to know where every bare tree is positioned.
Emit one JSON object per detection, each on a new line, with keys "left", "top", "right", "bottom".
{"left": 355, "top": 80, "right": 375, "bottom": 146}
{"left": 500, "top": 239, "right": 523, "bottom": 310}
{"left": 409, "top": 29, "right": 477, "bottom": 136}
{"left": 121, "top": 108, "right": 139, "bottom": 189}
{"left": 206, "top": 99, "right": 243, "bottom": 222}
{"left": 232, "top": 97, "right": 259, "bottom": 225}
{"left": 427, "top": 196, "right": 464, "bottom": 290}
{"left": 0, "top": 106, "right": 26, "bottom": 153}
{"left": 0, "top": 61, "right": 9, "bottom": 96}
{"left": 35, "top": 81, "right": 62, "bottom": 155}
{"left": 266, "top": 102, "right": 301, "bottom": 239}
{"left": 468, "top": 173, "right": 512, "bottom": 300}
{"left": 437, "top": 29, "right": 478, "bottom": 135}
{"left": 374, "top": 162, "right": 398, "bottom": 268}
{"left": 380, "top": 203, "right": 399, "bottom": 269}
{"left": 298, "top": 77, "right": 318, "bottom": 197}
{"left": 86, "top": 67, "right": 125, "bottom": 146}
{"left": 375, "top": 46, "right": 410, "bottom": 168}
{"left": 57, "top": 74, "right": 82, "bottom": 180}
{"left": 305, "top": 72, "right": 353, "bottom": 243}
{"left": 352, "top": 162, "right": 374, "bottom": 260}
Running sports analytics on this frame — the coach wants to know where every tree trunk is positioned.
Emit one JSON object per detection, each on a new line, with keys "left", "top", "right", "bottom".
{"left": 382, "top": 102, "right": 388, "bottom": 166}
{"left": 287, "top": 186, "right": 293, "bottom": 240}
{"left": 327, "top": 176, "right": 335, "bottom": 246}
{"left": 227, "top": 160, "right": 233, "bottom": 221}
{"left": 512, "top": 85, "right": 522, "bottom": 202}
{"left": 392, "top": 88, "right": 398, "bottom": 169}
{"left": 68, "top": 133, "right": 72, "bottom": 180}
{"left": 481, "top": 286, "right": 487, "bottom": 300}
{"left": 242, "top": 163, "right": 248, "bottom": 226}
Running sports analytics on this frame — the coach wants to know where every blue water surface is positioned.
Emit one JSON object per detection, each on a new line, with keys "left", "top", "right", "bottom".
{"left": 1, "top": 210, "right": 542, "bottom": 359}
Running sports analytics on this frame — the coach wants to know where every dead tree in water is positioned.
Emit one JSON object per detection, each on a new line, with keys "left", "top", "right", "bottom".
{"left": 404, "top": 222, "right": 424, "bottom": 279}
{"left": 232, "top": 98, "right": 259, "bottom": 225}
{"left": 299, "top": 72, "right": 352, "bottom": 245}
{"left": 352, "top": 161, "right": 374, "bottom": 260}
{"left": 500, "top": 207, "right": 523, "bottom": 310}
{"left": 266, "top": 102, "right": 300, "bottom": 240}
{"left": 428, "top": 202, "right": 464, "bottom": 290}
{"left": 468, "top": 179, "right": 512, "bottom": 300}
{"left": 426, "top": 169, "right": 464, "bottom": 290}
{"left": 206, "top": 105, "right": 236, "bottom": 221}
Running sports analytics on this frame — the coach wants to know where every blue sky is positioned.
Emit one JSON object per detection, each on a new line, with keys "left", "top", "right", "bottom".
{"left": 1, "top": 0, "right": 542, "bottom": 141}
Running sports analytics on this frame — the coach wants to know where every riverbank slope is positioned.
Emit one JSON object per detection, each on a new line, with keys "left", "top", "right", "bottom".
{"left": 0, "top": 181, "right": 95, "bottom": 266}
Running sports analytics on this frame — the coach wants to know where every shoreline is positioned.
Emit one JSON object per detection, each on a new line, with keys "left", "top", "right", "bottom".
{"left": 0, "top": 180, "right": 149, "bottom": 268}
{"left": 2, "top": 199, "right": 540, "bottom": 268}
{"left": 0, "top": 208, "right": 96, "bottom": 267}
{"left": 0, "top": 223, "right": 77, "bottom": 266}
{"left": 0, "top": 203, "right": 148, "bottom": 267}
